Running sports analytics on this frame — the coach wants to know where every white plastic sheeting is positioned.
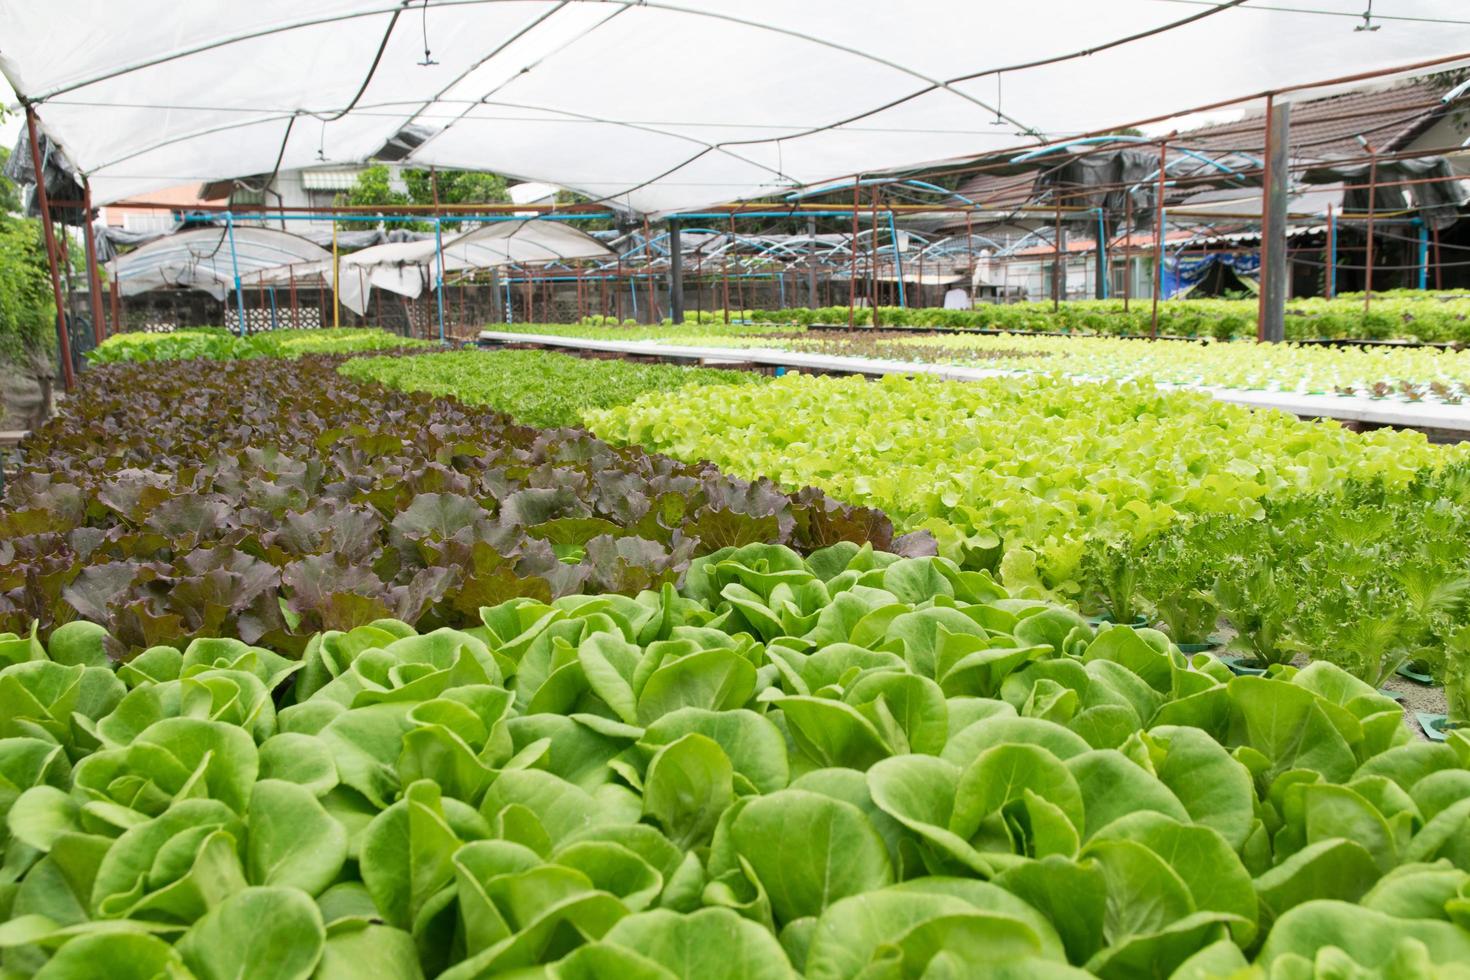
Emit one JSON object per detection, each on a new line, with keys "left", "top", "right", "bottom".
{"left": 4, "top": 2, "right": 1470, "bottom": 214}
{"left": 254, "top": 218, "right": 612, "bottom": 315}
{"left": 106, "top": 226, "right": 330, "bottom": 300}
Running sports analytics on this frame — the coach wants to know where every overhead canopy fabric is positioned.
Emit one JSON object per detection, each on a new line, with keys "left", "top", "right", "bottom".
{"left": 107, "top": 226, "right": 330, "bottom": 300}
{"left": 255, "top": 218, "right": 613, "bottom": 315}
{"left": 3, "top": 2, "right": 1469, "bottom": 215}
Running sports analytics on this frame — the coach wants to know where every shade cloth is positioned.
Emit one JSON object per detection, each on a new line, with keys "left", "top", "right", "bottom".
{"left": 2, "top": 1, "right": 1468, "bottom": 214}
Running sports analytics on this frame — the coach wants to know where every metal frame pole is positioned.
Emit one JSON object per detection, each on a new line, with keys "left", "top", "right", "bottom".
{"left": 848, "top": 185, "right": 860, "bottom": 327}
{"left": 1326, "top": 204, "right": 1337, "bottom": 299}
{"left": 869, "top": 189, "right": 881, "bottom": 327}
{"left": 1433, "top": 225, "right": 1443, "bottom": 290}
{"left": 434, "top": 217, "right": 446, "bottom": 342}
{"left": 1094, "top": 207, "right": 1109, "bottom": 299}
{"left": 888, "top": 210, "right": 907, "bottom": 307}
{"left": 1259, "top": 97, "right": 1290, "bottom": 343}
{"left": 24, "top": 106, "right": 75, "bottom": 390}
{"left": 1363, "top": 140, "right": 1378, "bottom": 313}
{"left": 225, "top": 211, "right": 246, "bottom": 337}
{"left": 668, "top": 220, "right": 684, "bottom": 324}
{"left": 805, "top": 217, "right": 819, "bottom": 308}
{"left": 1053, "top": 198, "right": 1063, "bottom": 312}
{"left": 331, "top": 218, "right": 341, "bottom": 328}
{"left": 1151, "top": 138, "right": 1168, "bottom": 338}
{"left": 1122, "top": 193, "right": 1132, "bottom": 312}
{"left": 81, "top": 178, "right": 106, "bottom": 344}
{"left": 965, "top": 211, "right": 974, "bottom": 305}
{"left": 1417, "top": 219, "right": 1429, "bottom": 291}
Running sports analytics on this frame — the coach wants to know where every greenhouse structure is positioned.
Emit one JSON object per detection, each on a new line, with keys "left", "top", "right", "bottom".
{"left": 6, "top": 3, "right": 1470, "bottom": 979}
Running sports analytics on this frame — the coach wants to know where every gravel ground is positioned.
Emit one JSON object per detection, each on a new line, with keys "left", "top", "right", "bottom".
{"left": 1380, "top": 670, "right": 1446, "bottom": 741}
{"left": 1161, "top": 620, "right": 1443, "bottom": 741}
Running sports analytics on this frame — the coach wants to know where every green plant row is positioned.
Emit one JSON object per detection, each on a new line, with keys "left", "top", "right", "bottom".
{"left": 586, "top": 373, "right": 1461, "bottom": 601}
{"left": 87, "top": 328, "right": 434, "bottom": 364}
{"left": 702, "top": 330, "right": 1470, "bottom": 402}
{"left": 734, "top": 296, "right": 1470, "bottom": 343}
{"left": 5, "top": 543, "right": 1470, "bottom": 978}
{"left": 1085, "top": 466, "right": 1470, "bottom": 701}
{"left": 338, "top": 350, "right": 764, "bottom": 429}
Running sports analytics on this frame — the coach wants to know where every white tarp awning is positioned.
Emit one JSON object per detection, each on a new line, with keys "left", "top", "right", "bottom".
{"left": 106, "top": 226, "right": 330, "bottom": 300}
{"left": 254, "top": 218, "right": 612, "bottom": 314}
{"left": 4, "top": 2, "right": 1469, "bottom": 215}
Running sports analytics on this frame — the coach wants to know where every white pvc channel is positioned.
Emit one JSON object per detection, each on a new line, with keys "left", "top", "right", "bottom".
{"left": 478, "top": 331, "right": 1470, "bottom": 436}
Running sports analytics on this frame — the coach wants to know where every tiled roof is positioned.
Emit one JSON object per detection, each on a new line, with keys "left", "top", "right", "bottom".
{"left": 941, "top": 79, "right": 1454, "bottom": 233}
{"left": 1178, "top": 79, "right": 1448, "bottom": 160}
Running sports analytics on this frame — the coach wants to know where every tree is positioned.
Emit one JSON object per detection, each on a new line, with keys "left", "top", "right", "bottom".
{"left": 341, "top": 165, "right": 510, "bottom": 230}
{"left": 0, "top": 148, "right": 22, "bottom": 214}
{"left": 0, "top": 213, "right": 54, "bottom": 363}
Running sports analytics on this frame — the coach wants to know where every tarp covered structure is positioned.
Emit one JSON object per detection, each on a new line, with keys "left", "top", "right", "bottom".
{"left": 106, "top": 226, "right": 330, "bottom": 300}
{"left": 3, "top": 2, "right": 1468, "bottom": 215}
{"left": 254, "top": 218, "right": 614, "bottom": 314}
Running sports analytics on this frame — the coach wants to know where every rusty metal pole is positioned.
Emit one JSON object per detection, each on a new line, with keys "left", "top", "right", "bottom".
{"left": 1363, "top": 140, "right": 1378, "bottom": 314}
{"left": 25, "top": 106, "right": 75, "bottom": 390}
{"left": 1151, "top": 138, "right": 1169, "bottom": 339}
{"left": 1122, "top": 193, "right": 1133, "bottom": 312}
{"left": 805, "top": 217, "right": 818, "bottom": 309}
{"left": 1259, "top": 97, "right": 1291, "bottom": 343}
{"left": 870, "top": 189, "right": 882, "bottom": 328}
{"left": 1433, "top": 225, "right": 1443, "bottom": 290}
{"left": 1053, "top": 198, "right": 1063, "bottom": 313}
{"left": 643, "top": 219, "right": 658, "bottom": 323}
{"left": 966, "top": 211, "right": 975, "bottom": 303}
{"left": 723, "top": 215, "right": 733, "bottom": 323}
{"left": 81, "top": 178, "right": 105, "bottom": 344}
{"left": 288, "top": 266, "right": 298, "bottom": 328}
{"left": 1326, "top": 203, "right": 1337, "bottom": 299}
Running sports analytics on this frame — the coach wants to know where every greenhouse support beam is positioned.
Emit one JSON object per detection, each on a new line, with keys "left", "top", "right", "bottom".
{"left": 1258, "top": 97, "right": 1290, "bottom": 343}
{"left": 1094, "top": 207, "right": 1108, "bottom": 300}
{"left": 1326, "top": 204, "right": 1337, "bottom": 299}
{"left": 434, "top": 218, "right": 446, "bottom": 343}
{"left": 1363, "top": 137, "right": 1379, "bottom": 313}
{"left": 224, "top": 211, "right": 246, "bottom": 338}
{"left": 806, "top": 217, "right": 819, "bottom": 307}
{"left": 887, "top": 210, "right": 906, "bottom": 307}
{"left": 82, "top": 178, "right": 106, "bottom": 344}
{"left": 1151, "top": 138, "right": 1168, "bottom": 339}
{"left": 331, "top": 220, "right": 341, "bottom": 329}
{"left": 1417, "top": 219, "right": 1429, "bottom": 290}
{"left": 668, "top": 221, "right": 684, "bottom": 324}
{"left": 25, "top": 106, "right": 74, "bottom": 391}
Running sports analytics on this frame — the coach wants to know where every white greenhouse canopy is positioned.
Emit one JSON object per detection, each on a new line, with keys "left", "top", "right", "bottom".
{"left": 4, "top": 2, "right": 1470, "bottom": 215}
{"left": 107, "top": 226, "right": 330, "bottom": 300}
{"left": 253, "top": 218, "right": 614, "bottom": 314}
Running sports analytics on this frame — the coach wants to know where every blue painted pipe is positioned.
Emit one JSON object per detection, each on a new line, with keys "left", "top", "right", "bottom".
{"left": 224, "top": 211, "right": 246, "bottom": 337}
{"left": 887, "top": 210, "right": 907, "bottom": 307}
{"left": 1417, "top": 219, "right": 1430, "bottom": 291}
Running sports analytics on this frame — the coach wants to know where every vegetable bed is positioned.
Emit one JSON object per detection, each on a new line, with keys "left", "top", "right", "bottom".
{"left": 0, "top": 356, "right": 898, "bottom": 653}
{"left": 87, "top": 328, "right": 435, "bottom": 364}
{"left": 5, "top": 545, "right": 1470, "bottom": 978}
{"left": 736, "top": 293, "right": 1470, "bottom": 344}
{"left": 339, "top": 350, "right": 764, "bottom": 429}
{"left": 587, "top": 373, "right": 1460, "bottom": 596}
